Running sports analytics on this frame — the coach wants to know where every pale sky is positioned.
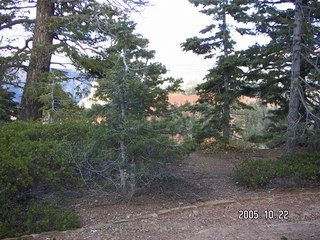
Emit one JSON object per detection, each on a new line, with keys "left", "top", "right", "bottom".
{"left": 131, "top": 0, "right": 271, "bottom": 87}
{"left": 7, "top": 0, "right": 270, "bottom": 88}
{"left": 132, "top": 0, "right": 214, "bottom": 87}
{"left": 3, "top": 0, "right": 277, "bottom": 97}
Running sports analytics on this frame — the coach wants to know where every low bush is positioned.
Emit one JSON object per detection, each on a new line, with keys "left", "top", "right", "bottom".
{"left": 234, "top": 152, "right": 320, "bottom": 188}
{"left": 0, "top": 199, "right": 81, "bottom": 239}
{"left": 0, "top": 121, "right": 89, "bottom": 239}
{"left": 233, "top": 158, "right": 275, "bottom": 188}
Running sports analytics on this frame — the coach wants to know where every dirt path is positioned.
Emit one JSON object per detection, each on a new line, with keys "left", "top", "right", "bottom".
{"left": 11, "top": 149, "right": 320, "bottom": 240}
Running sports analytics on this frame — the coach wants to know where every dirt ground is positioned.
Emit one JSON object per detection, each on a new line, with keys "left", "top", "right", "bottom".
{"left": 11, "top": 149, "right": 320, "bottom": 240}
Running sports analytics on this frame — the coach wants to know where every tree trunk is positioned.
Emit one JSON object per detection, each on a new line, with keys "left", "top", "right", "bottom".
{"left": 19, "top": 0, "right": 54, "bottom": 120}
{"left": 119, "top": 47, "right": 136, "bottom": 199}
{"left": 221, "top": 6, "right": 231, "bottom": 141}
{"left": 285, "top": 0, "right": 303, "bottom": 155}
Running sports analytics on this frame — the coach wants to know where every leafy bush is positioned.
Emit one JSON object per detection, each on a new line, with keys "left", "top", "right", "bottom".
{"left": 234, "top": 152, "right": 320, "bottom": 188}
{"left": 0, "top": 121, "right": 88, "bottom": 238}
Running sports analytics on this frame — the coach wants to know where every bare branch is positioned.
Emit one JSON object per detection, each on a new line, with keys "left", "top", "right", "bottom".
{"left": 298, "top": 85, "right": 320, "bottom": 122}
{"left": 0, "top": 18, "right": 35, "bottom": 31}
{"left": 300, "top": 52, "right": 320, "bottom": 73}
{"left": 0, "top": 5, "right": 36, "bottom": 10}
{"left": 0, "top": 45, "right": 20, "bottom": 51}
{"left": 260, "top": 0, "right": 293, "bottom": 4}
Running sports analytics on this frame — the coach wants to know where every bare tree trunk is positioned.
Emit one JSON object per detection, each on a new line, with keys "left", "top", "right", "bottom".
{"left": 19, "top": 0, "right": 54, "bottom": 120}
{"left": 221, "top": 6, "right": 231, "bottom": 142}
{"left": 119, "top": 47, "right": 136, "bottom": 199}
{"left": 285, "top": 0, "right": 303, "bottom": 155}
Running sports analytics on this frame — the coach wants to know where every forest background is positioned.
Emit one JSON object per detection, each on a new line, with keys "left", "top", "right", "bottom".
{"left": 0, "top": 0, "right": 319, "bottom": 238}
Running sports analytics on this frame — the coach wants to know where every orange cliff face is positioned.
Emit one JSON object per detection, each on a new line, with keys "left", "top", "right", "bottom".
{"left": 168, "top": 93, "right": 198, "bottom": 106}
{"left": 93, "top": 94, "right": 276, "bottom": 123}
{"left": 168, "top": 94, "right": 262, "bottom": 106}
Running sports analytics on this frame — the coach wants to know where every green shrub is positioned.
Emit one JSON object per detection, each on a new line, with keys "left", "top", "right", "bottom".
{"left": 0, "top": 199, "right": 81, "bottom": 239}
{"left": 84, "top": 119, "right": 196, "bottom": 195}
{"left": 0, "top": 121, "right": 88, "bottom": 238}
{"left": 307, "top": 129, "right": 320, "bottom": 151}
{"left": 234, "top": 158, "right": 276, "bottom": 188}
{"left": 234, "top": 152, "right": 320, "bottom": 188}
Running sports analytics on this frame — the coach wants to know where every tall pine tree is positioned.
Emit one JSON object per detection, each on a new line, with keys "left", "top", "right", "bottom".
{"left": 0, "top": 0, "right": 148, "bottom": 120}
{"left": 238, "top": 0, "right": 320, "bottom": 154}
{"left": 182, "top": 0, "right": 251, "bottom": 142}
{"left": 80, "top": 17, "right": 184, "bottom": 199}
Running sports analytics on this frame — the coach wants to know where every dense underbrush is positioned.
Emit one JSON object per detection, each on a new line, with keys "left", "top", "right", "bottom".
{"left": 0, "top": 121, "right": 88, "bottom": 239}
{"left": 234, "top": 152, "right": 320, "bottom": 188}
{"left": 0, "top": 119, "right": 192, "bottom": 238}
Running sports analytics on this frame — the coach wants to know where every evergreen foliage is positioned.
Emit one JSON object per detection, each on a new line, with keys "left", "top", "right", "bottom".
{"left": 182, "top": 0, "right": 251, "bottom": 142}
{"left": 233, "top": 102, "right": 270, "bottom": 141}
{"left": 0, "top": 0, "right": 148, "bottom": 120}
{"left": 79, "top": 17, "right": 193, "bottom": 199}
{"left": 0, "top": 86, "right": 17, "bottom": 121}
{"left": 37, "top": 69, "right": 85, "bottom": 122}
{"left": 234, "top": 151, "right": 320, "bottom": 188}
{"left": 237, "top": 0, "right": 320, "bottom": 153}
{"left": 0, "top": 121, "right": 89, "bottom": 238}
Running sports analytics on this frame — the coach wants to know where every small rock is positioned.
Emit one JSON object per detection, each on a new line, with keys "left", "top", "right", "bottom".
{"left": 150, "top": 213, "right": 158, "bottom": 218}
{"left": 193, "top": 210, "right": 199, "bottom": 216}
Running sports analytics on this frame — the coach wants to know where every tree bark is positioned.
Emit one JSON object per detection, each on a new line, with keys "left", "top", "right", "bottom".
{"left": 19, "top": 0, "right": 54, "bottom": 120}
{"left": 119, "top": 47, "right": 136, "bottom": 199}
{"left": 285, "top": 0, "right": 302, "bottom": 155}
{"left": 221, "top": 4, "right": 231, "bottom": 142}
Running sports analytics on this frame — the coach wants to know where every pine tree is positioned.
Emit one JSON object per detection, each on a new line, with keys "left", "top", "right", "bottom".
{"left": 238, "top": 0, "right": 320, "bottom": 154}
{"left": 286, "top": 0, "right": 303, "bottom": 155}
{"left": 19, "top": 0, "right": 54, "bottom": 120}
{"left": 182, "top": 0, "right": 251, "bottom": 142}
{"left": 81, "top": 17, "right": 183, "bottom": 199}
{"left": 0, "top": 86, "right": 17, "bottom": 121}
{"left": 0, "top": 0, "right": 148, "bottom": 121}
{"left": 37, "top": 70, "right": 82, "bottom": 123}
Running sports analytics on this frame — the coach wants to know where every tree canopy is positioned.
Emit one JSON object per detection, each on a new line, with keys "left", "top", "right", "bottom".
{"left": 0, "top": 0, "right": 148, "bottom": 120}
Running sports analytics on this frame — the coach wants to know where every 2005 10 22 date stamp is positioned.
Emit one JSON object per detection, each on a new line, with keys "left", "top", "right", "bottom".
{"left": 238, "top": 209, "right": 289, "bottom": 220}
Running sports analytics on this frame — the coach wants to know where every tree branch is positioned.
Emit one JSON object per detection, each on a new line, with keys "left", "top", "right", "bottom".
{"left": 13, "top": 37, "right": 33, "bottom": 57}
{"left": 300, "top": 52, "right": 320, "bottom": 73}
{"left": 0, "top": 18, "right": 35, "bottom": 31}
{"left": 0, "top": 5, "right": 36, "bottom": 10}
{"left": 298, "top": 85, "right": 320, "bottom": 122}
{"left": 260, "top": 1, "right": 293, "bottom": 4}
